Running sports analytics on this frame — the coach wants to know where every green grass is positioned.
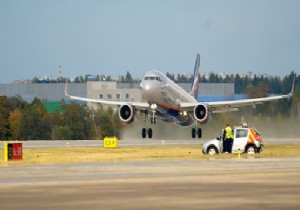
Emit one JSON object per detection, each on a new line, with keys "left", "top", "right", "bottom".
{"left": 1, "top": 144, "right": 300, "bottom": 165}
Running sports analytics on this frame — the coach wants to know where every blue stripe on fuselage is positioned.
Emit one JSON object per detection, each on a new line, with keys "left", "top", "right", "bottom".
{"left": 156, "top": 104, "right": 180, "bottom": 117}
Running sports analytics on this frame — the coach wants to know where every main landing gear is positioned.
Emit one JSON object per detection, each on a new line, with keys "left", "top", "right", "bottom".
{"left": 142, "top": 116, "right": 155, "bottom": 139}
{"left": 192, "top": 127, "right": 202, "bottom": 139}
{"left": 142, "top": 128, "right": 153, "bottom": 139}
{"left": 141, "top": 104, "right": 157, "bottom": 139}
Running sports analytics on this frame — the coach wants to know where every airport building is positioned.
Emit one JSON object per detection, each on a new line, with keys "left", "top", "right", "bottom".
{"left": 0, "top": 83, "right": 86, "bottom": 102}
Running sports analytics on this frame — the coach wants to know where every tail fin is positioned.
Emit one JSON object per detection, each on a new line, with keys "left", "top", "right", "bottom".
{"left": 190, "top": 53, "right": 200, "bottom": 100}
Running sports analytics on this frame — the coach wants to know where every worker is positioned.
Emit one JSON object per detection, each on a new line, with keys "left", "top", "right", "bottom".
{"left": 224, "top": 123, "right": 233, "bottom": 153}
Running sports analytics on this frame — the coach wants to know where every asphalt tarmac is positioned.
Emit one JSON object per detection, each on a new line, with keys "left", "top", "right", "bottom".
{"left": 1, "top": 157, "right": 300, "bottom": 210}
{"left": 0, "top": 137, "right": 299, "bottom": 149}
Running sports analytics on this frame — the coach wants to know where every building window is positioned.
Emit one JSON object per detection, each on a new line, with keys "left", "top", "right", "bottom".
{"left": 116, "top": 93, "right": 120, "bottom": 100}
{"left": 107, "top": 94, "right": 112, "bottom": 100}
{"left": 99, "top": 94, "right": 103, "bottom": 99}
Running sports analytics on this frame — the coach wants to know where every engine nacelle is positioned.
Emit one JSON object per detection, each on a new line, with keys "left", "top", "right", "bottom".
{"left": 119, "top": 104, "right": 135, "bottom": 124}
{"left": 194, "top": 103, "right": 212, "bottom": 124}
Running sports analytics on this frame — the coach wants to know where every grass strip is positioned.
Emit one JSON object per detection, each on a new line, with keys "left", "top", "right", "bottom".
{"left": 0, "top": 144, "right": 300, "bottom": 165}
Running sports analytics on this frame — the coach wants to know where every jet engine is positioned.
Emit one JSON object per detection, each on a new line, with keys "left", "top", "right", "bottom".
{"left": 194, "top": 103, "right": 212, "bottom": 124}
{"left": 119, "top": 104, "right": 135, "bottom": 124}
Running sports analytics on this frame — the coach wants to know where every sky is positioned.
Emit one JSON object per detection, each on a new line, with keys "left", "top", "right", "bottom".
{"left": 0, "top": 0, "right": 300, "bottom": 83}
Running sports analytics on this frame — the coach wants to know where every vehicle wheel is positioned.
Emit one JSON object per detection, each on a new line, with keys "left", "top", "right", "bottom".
{"left": 197, "top": 128, "right": 202, "bottom": 138}
{"left": 148, "top": 128, "right": 153, "bottom": 139}
{"left": 246, "top": 145, "right": 256, "bottom": 154}
{"left": 207, "top": 146, "right": 218, "bottom": 155}
{"left": 142, "top": 128, "right": 147, "bottom": 138}
{"left": 191, "top": 128, "right": 196, "bottom": 138}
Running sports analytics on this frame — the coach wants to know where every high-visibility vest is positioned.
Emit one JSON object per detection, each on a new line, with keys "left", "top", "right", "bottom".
{"left": 225, "top": 126, "right": 233, "bottom": 139}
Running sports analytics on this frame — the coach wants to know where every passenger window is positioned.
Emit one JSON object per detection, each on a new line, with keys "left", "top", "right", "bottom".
{"left": 235, "top": 129, "right": 248, "bottom": 138}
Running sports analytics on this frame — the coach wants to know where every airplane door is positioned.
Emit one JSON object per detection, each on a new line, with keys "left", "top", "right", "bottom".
{"left": 232, "top": 128, "right": 249, "bottom": 153}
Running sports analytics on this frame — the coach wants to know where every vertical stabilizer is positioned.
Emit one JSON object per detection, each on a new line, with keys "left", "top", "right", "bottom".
{"left": 190, "top": 53, "right": 200, "bottom": 100}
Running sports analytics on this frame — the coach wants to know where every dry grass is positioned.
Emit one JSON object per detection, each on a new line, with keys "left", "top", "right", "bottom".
{"left": 1, "top": 144, "right": 300, "bottom": 165}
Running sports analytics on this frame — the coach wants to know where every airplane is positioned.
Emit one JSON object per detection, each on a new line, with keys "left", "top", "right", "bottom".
{"left": 65, "top": 53, "right": 295, "bottom": 139}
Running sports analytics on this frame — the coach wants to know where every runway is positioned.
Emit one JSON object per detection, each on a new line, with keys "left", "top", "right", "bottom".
{"left": 0, "top": 137, "right": 299, "bottom": 149}
{"left": 1, "top": 158, "right": 300, "bottom": 209}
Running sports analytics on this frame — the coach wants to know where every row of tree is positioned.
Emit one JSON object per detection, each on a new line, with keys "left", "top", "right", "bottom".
{"left": 31, "top": 69, "right": 297, "bottom": 96}
{"left": 1, "top": 72, "right": 299, "bottom": 140}
{"left": 0, "top": 96, "right": 122, "bottom": 140}
{"left": 31, "top": 71, "right": 137, "bottom": 84}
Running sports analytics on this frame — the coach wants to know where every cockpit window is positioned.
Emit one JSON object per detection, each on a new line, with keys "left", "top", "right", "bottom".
{"left": 144, "top": 76, "right": 161, "bottom": 82}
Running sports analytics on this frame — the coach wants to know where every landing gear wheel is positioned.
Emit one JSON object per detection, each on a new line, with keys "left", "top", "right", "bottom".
{"left": 192, "top": 128, "right": 196, "bottom": 138}
{"left": 197, "top": 128, "right": 202, "bottom": 138}
{"left": 192, "top": 128, "right": 202, "bottom": 139}
{"left": 142, "top": 128, "right": 147, "bottom": 138}
{"left": 148, "top": 128, "right": 153, "bottom": 139}
{"left": 141, "top": 128, "right": 153, "bottom": 139}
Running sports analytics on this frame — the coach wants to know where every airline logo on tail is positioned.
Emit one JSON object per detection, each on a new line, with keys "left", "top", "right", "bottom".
{"left": 190, "top": 53, "right": 200, "bottom": 100}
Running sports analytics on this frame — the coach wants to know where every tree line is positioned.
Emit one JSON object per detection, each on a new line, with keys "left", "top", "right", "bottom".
{"left": 0, "top": 96, "right": 122, "bottom": 140}
{"left": 1, "top": 71, "right": 299, "bottom": 140}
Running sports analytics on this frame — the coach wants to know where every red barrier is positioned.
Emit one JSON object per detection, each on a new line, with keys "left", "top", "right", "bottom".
{"left": 4, "top": 142, "right": 22, "bottom": 161}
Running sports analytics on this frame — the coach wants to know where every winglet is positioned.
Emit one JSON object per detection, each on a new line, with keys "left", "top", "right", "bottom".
{"left": 65, "top": 80, "right": 69, "bottom": 97}
{"left": 190, "top": 53, "right": 200, "bottom": 100}
{"left": 288, "top": 76, "right": 296, "bottom": 96}
{"left": 287, "top": 76, "right": 296, "bottom": 100}
{"left": 291, "top": 76, "right": 296, "bottom": 96}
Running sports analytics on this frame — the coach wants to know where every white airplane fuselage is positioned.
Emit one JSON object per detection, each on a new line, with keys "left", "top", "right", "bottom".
{"left": 140, "top": 70, "right": 197, "bottom": 126}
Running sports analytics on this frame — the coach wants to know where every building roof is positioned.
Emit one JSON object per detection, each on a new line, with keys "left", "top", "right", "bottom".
{"left": 43, "top": 101, "right": 65, "bottom": 114}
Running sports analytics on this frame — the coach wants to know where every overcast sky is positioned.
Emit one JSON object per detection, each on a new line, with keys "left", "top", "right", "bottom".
{"left": 0, "top": 0, "right": 299, "bottom": 83}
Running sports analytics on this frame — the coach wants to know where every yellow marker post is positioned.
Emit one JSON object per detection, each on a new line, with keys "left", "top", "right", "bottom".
{"left": 103, "top": 137, "right": 118, "bottom": 148}
{"left": 238, "top": 149, "right": 241, "bottom": 159}
{"left": 3, "top": 141, "right": 8, "bottom": 161}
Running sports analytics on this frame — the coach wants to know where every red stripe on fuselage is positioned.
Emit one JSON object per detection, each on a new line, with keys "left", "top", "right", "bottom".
{"left": 147, "top": 99, "right": 180, "bottom": 111}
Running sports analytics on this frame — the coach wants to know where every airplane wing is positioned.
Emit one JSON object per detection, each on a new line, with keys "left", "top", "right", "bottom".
{"left": 208, "top": 92, "right": 293, "bottom": 113}
{"left": 180, "top": 77, "right": 295, "bottom": 113}
{"left": 65, "top": 82, "right": 149, "bottom": 110}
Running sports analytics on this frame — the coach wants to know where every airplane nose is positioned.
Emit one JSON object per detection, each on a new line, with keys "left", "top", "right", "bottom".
{"left": 140, "top": 80, "right": 150, "bottom": 90}
{"left": 140, "top": 80, "right": 152, "bottom": 98}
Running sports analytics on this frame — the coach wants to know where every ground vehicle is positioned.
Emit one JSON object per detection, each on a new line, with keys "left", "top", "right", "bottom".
{"left": 202, "top": 125, "right": 263, "bottom": 155}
